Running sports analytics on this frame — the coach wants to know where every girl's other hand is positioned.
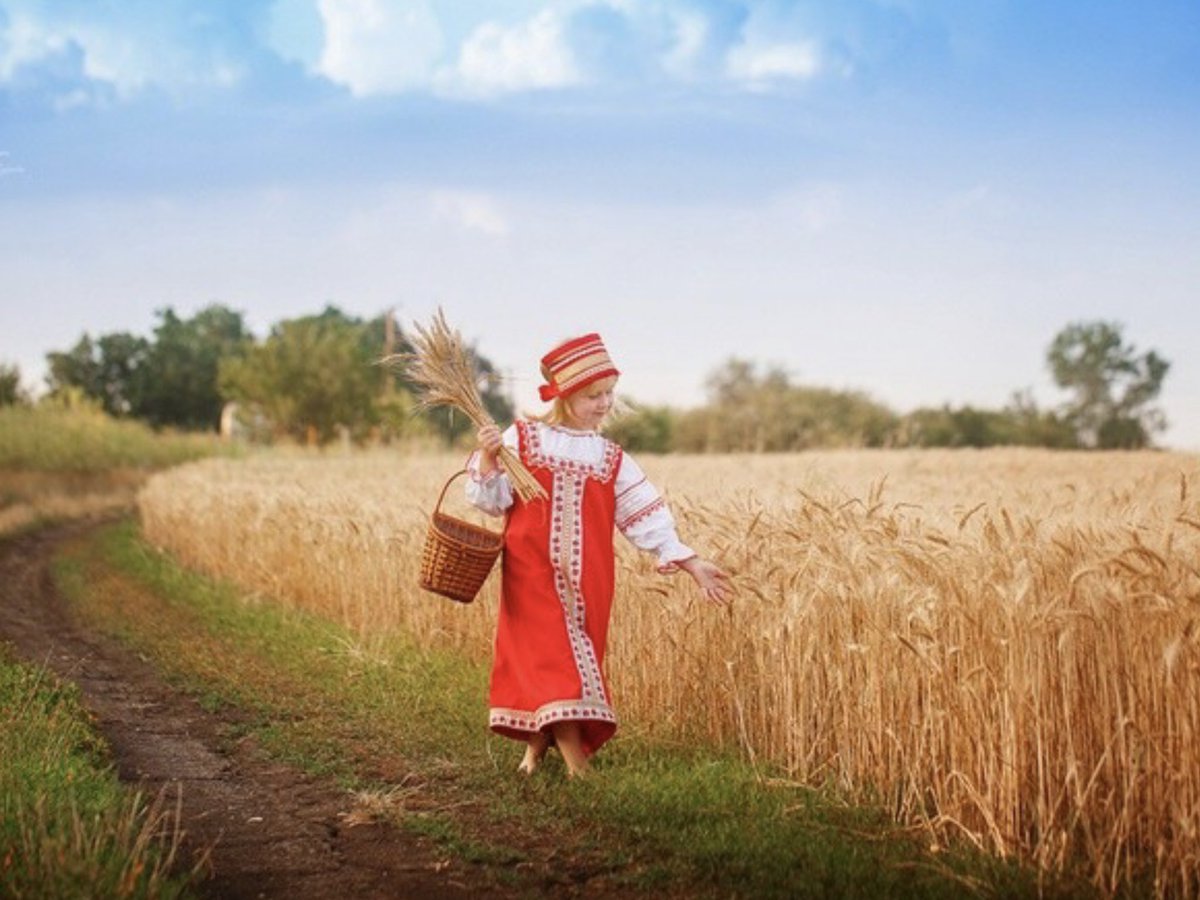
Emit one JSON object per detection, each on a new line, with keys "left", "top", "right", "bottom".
{"left": 678, "top": 557, "right": 733, "bottom": 606}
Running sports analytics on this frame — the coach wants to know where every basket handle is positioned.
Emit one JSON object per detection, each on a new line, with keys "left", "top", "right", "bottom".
{"left": 433, "top": 469, "right": 470, "bottom": 516}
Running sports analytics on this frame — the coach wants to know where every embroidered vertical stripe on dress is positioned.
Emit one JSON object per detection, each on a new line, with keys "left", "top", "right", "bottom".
{"left": 549, "top": 470, "right": 609, "bottom": 706}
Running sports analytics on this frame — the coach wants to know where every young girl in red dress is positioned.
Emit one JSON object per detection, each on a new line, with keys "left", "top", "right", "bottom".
{"left": 467, "top": 333, "right": 731, "bottom": 777}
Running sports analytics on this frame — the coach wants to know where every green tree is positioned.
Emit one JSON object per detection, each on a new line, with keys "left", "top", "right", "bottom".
{"left": 46, "top": 336, "right": 100, "bottom": 400}
{"left": 0, "top": 362, "right": 28, "bottom": 406}
{"left": 901, "top": 404, "right": 1016, "bottom": 448}
{"left": 899, "top": 395, "right": 1079, "bottom": 449}
{"left": 219, "top": 306, "right": 379, "bottom": 445}
{"left": 46, "top": 332, "right": 150, "bottom": 416}
{"left": 672, "top": 406, "right": 718, "bottom": 453}
{"left": 1003, "top": 389, "right": 1078, "bottom": 448}
{"left": 606, "top": 402, "right": 675, "bottom": 453}
{"left": 139, "top": 305, "right": 252, "bottom": 431}
{"left": 683, "top": 359, "right": 898, "bottom": 452}
{"left": 1047, "top": 321, "right": 1170, "bottom": 449}
{"left": 45, "top": 306, "right": 249, "bottom": 429}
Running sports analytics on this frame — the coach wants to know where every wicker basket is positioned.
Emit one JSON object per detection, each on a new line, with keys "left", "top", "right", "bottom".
{"left": 419, "top": 470, "right": 503, "bottom": 603}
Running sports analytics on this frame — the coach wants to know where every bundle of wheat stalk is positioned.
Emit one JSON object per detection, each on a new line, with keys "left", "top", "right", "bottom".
{"left": 384, "top": 309, "right": 546, "bottom": 502}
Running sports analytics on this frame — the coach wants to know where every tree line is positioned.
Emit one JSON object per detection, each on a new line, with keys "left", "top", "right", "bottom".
{"left": 1, "top": 310, "right": 1170, "bottom": 452}
{"left": 605, "top": 321, "right": 1170, "bottom": 452}
{"left": 3, "top": 305, "right": 509, "bottom": 446}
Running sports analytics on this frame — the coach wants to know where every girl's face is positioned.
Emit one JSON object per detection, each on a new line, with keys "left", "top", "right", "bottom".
{"left": 562, "top": 376, "right": 617, "bottom": 431}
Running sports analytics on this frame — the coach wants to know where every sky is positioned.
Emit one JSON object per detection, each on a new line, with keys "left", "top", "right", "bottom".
{"left": 1, "top": 0, "right": 1198, "bottom": 447}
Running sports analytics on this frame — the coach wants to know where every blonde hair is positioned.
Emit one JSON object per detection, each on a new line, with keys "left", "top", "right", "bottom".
{"left": 530, "top": 370, "right": 620, "bottom": 428}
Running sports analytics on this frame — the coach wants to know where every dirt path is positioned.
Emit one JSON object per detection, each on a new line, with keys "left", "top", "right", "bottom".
{"left": 0, "top": 520, "right": 507, "bottom": 899}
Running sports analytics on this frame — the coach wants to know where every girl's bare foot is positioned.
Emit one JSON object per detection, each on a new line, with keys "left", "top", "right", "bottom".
{"left": 551, "top": 722, "right": 590, "bottom": 778}
{"left": 518, "top": 731, "right": 550, "bottom": 775}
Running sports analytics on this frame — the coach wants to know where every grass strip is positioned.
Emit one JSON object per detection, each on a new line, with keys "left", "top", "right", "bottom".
{"left": 53, "top": 520, "right": 1083, "bottom": 898}
{"left": 0, "top": 405, "right": 226, "bottom": 473}
{"left": 0, "top": 644, "right": 193, "bottom": 899}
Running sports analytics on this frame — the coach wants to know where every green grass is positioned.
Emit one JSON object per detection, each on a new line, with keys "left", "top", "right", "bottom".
{"left": 0, "top": 404, "right": 227, "bottom": 472}
{"left": 0, "top": 404, "right": 226, "bottom": 896}
{"left": 0, "top": 644, "right": 194, "bottom": 899}
{"left": 53, "top": 520, "right": 1091, "bottom": 899}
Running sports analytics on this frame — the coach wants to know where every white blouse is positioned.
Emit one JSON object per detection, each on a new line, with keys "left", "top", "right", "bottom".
{"left": 466, "top": 422, "right": 695, "bottom": 571}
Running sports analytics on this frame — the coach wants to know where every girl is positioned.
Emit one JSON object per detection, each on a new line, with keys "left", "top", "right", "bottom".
{"left": 467, "top": 333, "right": 731, "bottom": 777}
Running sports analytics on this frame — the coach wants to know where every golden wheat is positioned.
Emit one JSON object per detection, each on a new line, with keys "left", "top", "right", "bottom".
{"left": 137, "top": 447, "right": 1200, "bottom": 896}
{"left": 380, "top": 309, "right": 546, "bottom": 501}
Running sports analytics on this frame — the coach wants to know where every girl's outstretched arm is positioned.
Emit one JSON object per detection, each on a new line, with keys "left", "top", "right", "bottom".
{"left": 677, "top": 557, "right": 733, "bottom": 606}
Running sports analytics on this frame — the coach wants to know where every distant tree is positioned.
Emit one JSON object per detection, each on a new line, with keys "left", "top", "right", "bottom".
{"left": 46, "top": 332, "right": 150, "bottom": 416}
{"left": 798, "top": 386, "right": 898, "bottom": 448}
{"left": 901, "top": 404, "right": 1019, "bottom": 448}
{"left": 42, "top": 304, "right": 513, "bottom": 445}
{"left": 898, "top": 394, "right": 1080, "bottom": 449}
{"left": 0, "top": 362, "right": 28, "bottom": 406}
{"left": 1047, "top": 321, "right": 1170, "bottom": 449}
{"left": 1003, "top": 389, "right": 1079, "bottom": 449}
{"left": 45, "top": 306, "right": 249, "bottom": 429}
{"left": 46, "top": 336, "right": 100, "bottom": 400}
{"left": 704, "top": 359, "right": 769, "bottom": 451}
{"left": 139, "top": 305, "right": 252, "bottom": 431}
{"left": 900, "top": 406, "right": 974, "bottom": 447}
{"left": 606, "top": 402, "right": 675, "bottom": 453}
{"left": 358, "top": 311, "right": 432, "bottom": 442}
{"left": 219, "top": 306, "right": 379, "bottom": 445}
{"left": 681, "top": 358, "right": 898, "bottom": 452}
{"left": 672, "top": 406, "right": 720, "bottom": 453}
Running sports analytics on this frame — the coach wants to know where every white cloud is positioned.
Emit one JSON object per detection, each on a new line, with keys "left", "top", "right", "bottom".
{"left": 70, "top": 26, "right": 148, "bottom": 92}
{"left": 447, "top": 8, "right": 580, "bottom": 96}
{"left": 661, "top": 10, "right": 709, "bottom": 79}
{"left": 0, "top": 2, "right": 837, "bottom": 103}
{"left": 0, "top": 9, "right": 67, "bottom": 81}
{"left": 726, "top": 39, "right": 820, "bottom": 85}
{"left": 0, "top": 3, "right": 247, "bottom": 98}
{"left": 316, "top": 0, "right": 445, "bottom": 96}
{"left": 431, "top": 189, "right": 510, "bottom": 236}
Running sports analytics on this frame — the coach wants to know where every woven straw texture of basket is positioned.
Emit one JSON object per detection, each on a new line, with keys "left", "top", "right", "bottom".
{"left": 419, "top": 471, "right": 503, "bottom": 603}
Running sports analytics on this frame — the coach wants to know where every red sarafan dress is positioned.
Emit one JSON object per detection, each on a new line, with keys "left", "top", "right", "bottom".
{"left": 467, "top": 420, "right": 694, "bottom": 757}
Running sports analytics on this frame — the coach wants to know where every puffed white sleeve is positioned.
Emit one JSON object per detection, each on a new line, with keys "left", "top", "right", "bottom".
{"left": 464, "top": 424, "right": 517, "bottom": 516}
{"left": 614, "top": 452, "right": 695, "bottom": 572}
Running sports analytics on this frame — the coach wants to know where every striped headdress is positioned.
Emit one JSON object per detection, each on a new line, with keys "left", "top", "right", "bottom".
{"left": 538, "top": 333, "right": 620, "bottom": 401}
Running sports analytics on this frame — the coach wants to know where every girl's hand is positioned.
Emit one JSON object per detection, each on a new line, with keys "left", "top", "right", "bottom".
{"left": 678, "top": 557, "right": 733, "bottom": 606}
{"left": 477, "top": 424, "right": 503, "bottom": 474}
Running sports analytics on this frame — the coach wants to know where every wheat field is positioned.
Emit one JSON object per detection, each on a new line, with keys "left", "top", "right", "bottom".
{"left": 137, "top": 448, "right": 1200, "bottom": 895}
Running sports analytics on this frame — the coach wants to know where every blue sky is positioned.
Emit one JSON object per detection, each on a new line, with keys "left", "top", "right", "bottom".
{"left": 2, "top": 0, "right": 1198, "bottom": 446}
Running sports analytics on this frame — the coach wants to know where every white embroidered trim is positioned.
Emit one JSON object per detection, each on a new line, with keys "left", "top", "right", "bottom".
{"left": 549, "top": 470, "right": 609, "bottom": 706}
{"left": 464, "top": 449, "right": 502, "bottom": 481}
{"left": 520, "top": 420, "right": 620, "bottom": 483}
{"left": 490, "top": 700, "right": 617, "bottom": 734}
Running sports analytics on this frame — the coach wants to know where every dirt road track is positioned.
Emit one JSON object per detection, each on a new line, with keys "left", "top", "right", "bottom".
{"left": 0, "top": 520, "right": 505, "bottom": 899}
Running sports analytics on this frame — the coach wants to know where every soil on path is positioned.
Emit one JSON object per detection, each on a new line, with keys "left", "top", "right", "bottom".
{"left": 0, "top": 519, "right": 513, "bottom": 899}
